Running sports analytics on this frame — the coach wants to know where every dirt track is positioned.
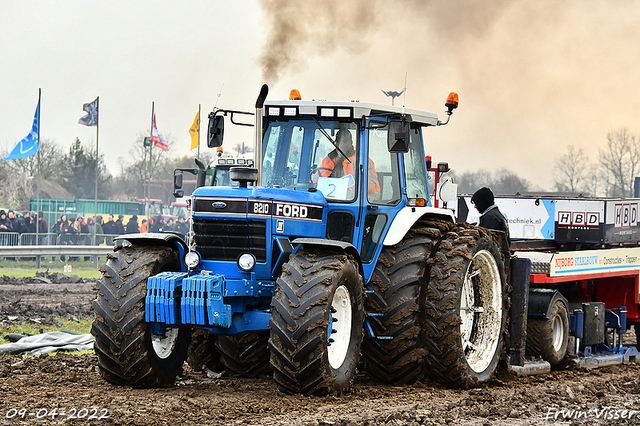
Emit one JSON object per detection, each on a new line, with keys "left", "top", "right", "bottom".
{"left": 2, "top": 277, "right": 640, "bottom": 425}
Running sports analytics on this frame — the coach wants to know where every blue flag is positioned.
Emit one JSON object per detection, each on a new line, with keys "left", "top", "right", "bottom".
{"left": 78, "top": 97, "right": 98, "bottom": 126}
{"left": 4, "top": 100, "right": 39, "bottom": 160}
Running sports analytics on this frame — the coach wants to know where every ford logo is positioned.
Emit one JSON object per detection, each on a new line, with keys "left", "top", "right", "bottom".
{"left": 212, "top": 202, "right": 227, "bottom": 209}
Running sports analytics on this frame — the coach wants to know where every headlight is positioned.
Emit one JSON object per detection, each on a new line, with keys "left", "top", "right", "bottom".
{"left": 184, "top": 251, "right": 201, "bottom": 269}
{"left": 237, "top": 252, "right": 256, "bottom": 272}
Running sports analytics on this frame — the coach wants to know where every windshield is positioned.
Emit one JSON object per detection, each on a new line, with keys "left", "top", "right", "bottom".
{"left": 262, "top": 119, "right": 359, "bottom": 202}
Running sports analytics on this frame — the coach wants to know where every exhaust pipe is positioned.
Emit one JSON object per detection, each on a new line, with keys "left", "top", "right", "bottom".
{"left": 254, "top": 84, "right": 269, "bottom": 186}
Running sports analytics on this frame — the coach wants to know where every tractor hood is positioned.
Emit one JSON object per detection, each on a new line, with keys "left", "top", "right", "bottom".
{"left": 191, "top": 186, "right": 328, "bottom": 218}
{"left": 190, "top": 186, "right": 329, "bottom": 267}
{"left": 191, "top": 186, "right": 329, "bottom": 243}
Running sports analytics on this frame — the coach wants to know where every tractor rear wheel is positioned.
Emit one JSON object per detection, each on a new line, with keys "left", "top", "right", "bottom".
{"left": 269, "top": 249, "right": 364, "bottom": 395}
{"left": 423, "top": 225, "right": 507, "bottom": 388}
{"left": 361, "top": 220, "right": 447, "bottom": 384}
{"left": 526, "top": 300, "right": 569, "bottom": 366}
{"left": 91, "top": 245, "right": 190, "bottom": 387}
{"left": 215, "top": 331, "right": 271, "bottom": 377}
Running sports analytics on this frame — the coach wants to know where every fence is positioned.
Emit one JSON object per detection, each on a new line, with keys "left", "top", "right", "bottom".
{"left": 0, "top": 232, "right": 122, "bottom": 268}
{"left": 0, "top": 232, "right": 121, "bottom": 247}
{"left": 0, "top": 245, "right": 115, "bottom": 268}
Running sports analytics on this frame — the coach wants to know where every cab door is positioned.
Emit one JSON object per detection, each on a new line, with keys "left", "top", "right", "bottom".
{"left": 356, "top": 121, "right": 403, "bottom": 279}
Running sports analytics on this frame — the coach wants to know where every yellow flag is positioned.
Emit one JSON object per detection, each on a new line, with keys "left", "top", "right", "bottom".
{"left": 189, "top": 111, "right": 200, "bottom": 150}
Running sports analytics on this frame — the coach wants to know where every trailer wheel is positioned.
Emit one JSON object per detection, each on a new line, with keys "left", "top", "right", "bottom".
{"left": 361, "top": 220, "right": 447, "bottom": 384}
{"left": 215, "top": 331, "right": 271, "bottom": 377}
{"left": 91, "top": 245, "right": 190, "bottom": 388}
{"left": 187, "top": 329, "right": 223, "bottom": 372}
{"left": 269, "top": 249, "right": 364, "bottom": 395}
{"left": 423, "top": 225, "right": 507, "bottom": 388}
{"left": 526, "top": 300, "right": 569, "bottom": 366}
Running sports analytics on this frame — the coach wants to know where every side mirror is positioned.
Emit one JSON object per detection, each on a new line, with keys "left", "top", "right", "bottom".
{"left": 173, "top": 171, "right": 184, "bottom": 198}
{"left": 387, "top": 121, "right": 411, "bottom": 153}
{"left": 208, "top": 115, "right": 225, "bottom": 148}
{"left": 174, "top": 172, "right": 183, "bottom": 188}
{"left": 195, "top": 158, "right": 206, "bottom": 188}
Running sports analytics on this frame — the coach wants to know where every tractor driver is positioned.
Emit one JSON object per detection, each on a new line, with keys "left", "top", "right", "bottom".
{"left": 316, "top": 129, "right": 380, "bottom": 199}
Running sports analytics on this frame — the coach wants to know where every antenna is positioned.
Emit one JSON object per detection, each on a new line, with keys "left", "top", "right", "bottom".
{"left": 214, "top": 83, "right": 224, "bottom": 110}
{"left": 401, "top": 72, "right": 407, "bottom": 115}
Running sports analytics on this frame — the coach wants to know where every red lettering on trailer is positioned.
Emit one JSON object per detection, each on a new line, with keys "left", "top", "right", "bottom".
{"left": 555, "top": 257, "right": 574, "bottom": 268}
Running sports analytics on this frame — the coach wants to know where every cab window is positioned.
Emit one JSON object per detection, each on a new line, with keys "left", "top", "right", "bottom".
{"left": 403, "top": 127, "right": 428, "bottom": 201}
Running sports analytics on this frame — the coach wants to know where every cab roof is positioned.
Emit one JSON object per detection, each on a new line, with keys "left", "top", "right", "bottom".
{"left": 263, "top": 99, "right": 439, "bottom": 127}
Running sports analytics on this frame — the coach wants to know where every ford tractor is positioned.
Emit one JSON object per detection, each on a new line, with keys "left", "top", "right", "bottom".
{"left": 91, "top": 85, "right": 511, "bottom": 395}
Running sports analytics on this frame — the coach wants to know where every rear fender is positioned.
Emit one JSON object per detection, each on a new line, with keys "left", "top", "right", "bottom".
{"left": 383, "top": 206, "right": 455, "bottom": 246}
{"left": 528, "top": 288, "right": 569, "bottom": 319}
{"left": 291, "top": 238, "right": 365, "bottom": 278}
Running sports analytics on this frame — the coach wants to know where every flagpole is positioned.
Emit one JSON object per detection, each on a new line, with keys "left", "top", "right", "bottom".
{"left": 94, "top": 96, "right": 99, "bottom": 244}
{"left": 147, "top": 102, "right": 154, "bottom": 220}
{"left": 197, "top": 103, "right": 201, "bottom": 158}
{"left": 36, "top": 88, "right": 41, "bottom": 246}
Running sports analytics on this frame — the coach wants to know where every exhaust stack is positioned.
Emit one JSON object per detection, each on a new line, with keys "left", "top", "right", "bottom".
{"left": 254, "top": 84, "right": 269, "bottom": 186}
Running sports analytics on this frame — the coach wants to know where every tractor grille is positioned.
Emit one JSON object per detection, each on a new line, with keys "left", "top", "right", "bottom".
{"left": 193, "top": 219, "right": 267, "bottom": 262}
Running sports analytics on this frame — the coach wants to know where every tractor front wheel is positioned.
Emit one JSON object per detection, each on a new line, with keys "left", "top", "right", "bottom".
{"left": 269, "top": 249, "right": 364, "bottom": 395}
{"left": 91, "top": 245, "right": 190, "bottom": 387}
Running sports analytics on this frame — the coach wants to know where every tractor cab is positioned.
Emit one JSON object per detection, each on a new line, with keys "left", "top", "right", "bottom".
{"left": 182, "top": 91, "right": 459, "bottom": 282}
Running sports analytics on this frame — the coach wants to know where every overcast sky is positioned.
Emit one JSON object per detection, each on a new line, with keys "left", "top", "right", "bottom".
{"left": 2, "top": 0, "right": 640, "bottom": 191}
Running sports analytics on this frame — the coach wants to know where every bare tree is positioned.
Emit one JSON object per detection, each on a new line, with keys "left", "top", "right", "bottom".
{"left": 451, "top": 169, "right": 494, "bottom": 194}
{"left": 599, "top": 128, "right": 640, "bottom": 197}
{"left": 0, "top": 138, "right": 64, "bottom": 180}
{"left": 0, "top": 138, "right": 66, "bottom": 208}
{"left": 0, "top": 169, "right": 34, "bottom": 209}
{"left": 119, "top": 131, "right": 176, "bottom": 200}
{"left": 554, "top": 145, "right": 590, "bottom": 193}
{"left": 451, "top": 168, "right": 531, "bottom": 195}
{"left": 584, "top": 164, "right": 603, "bottom": 197}
{"left": 493, "top": 168, "right": 531, "bottom": 195}
{"left": 232, "top": 142, "right": 254, "bottom": 156}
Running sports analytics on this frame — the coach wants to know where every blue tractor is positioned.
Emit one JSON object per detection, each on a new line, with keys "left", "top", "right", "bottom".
{"left": 91, "top": 86, "right": 509, "bottom": 394}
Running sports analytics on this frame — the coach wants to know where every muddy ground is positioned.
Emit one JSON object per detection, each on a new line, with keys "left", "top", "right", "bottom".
{"left": 2, "top": 275, "right": 640, "bottom": 425}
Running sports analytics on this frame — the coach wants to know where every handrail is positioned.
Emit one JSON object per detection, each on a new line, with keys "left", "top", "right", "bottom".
{"left": 0, "top": 245, "right": 114, "bottom": 268}
{"left": 0, "top": 232, "right": 121, "bottom": 247}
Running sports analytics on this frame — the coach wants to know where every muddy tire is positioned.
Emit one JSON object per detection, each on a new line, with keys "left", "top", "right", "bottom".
{"left": 91, "top": 245, "right": 190, "bottom": 388}
{"left": 215, "top": 331, "right": 271, "bottom": 377}
{"left": 269, "top": 249, "right": 364, "bottom": 395}
{"left": 361, "top": 221, "right": 446, "bottom": 384}
{"left": 526, "top": 300, "right": 569, "bottom": 366}
{"left": 423, "top": 225, "right": 507, "bottom": 388}
{"left": 187, "top": 329, "right": 223, "bottom": 372}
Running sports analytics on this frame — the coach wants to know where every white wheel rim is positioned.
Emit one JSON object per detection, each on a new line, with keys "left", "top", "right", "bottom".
{"left": 152, "top": 328, "right": 180, "bottom": 359}
{"left": 460, "top": 250, "right": 502, "bottom": 374}
{"left": 328, "top": 285, "right": 352, "bottom": 370}
{"left": 552, "top": 314, "right": 564, "bottom": 352}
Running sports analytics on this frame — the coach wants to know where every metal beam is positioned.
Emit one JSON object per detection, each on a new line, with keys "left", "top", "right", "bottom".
{"left": 0, "top": 245, "right": 113, "bottom": 268}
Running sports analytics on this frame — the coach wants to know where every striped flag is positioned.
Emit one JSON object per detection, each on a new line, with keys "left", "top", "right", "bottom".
{"left": 152, "top": 113, "right": 168, "bottom": 151}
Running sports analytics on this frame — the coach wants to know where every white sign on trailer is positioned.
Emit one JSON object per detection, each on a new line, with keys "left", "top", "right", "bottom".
{"left": 459, "top": 196, "right": 554, "bottom": 240}
{"left": 549, "top": 247, "right": 640, "bottom": 276}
